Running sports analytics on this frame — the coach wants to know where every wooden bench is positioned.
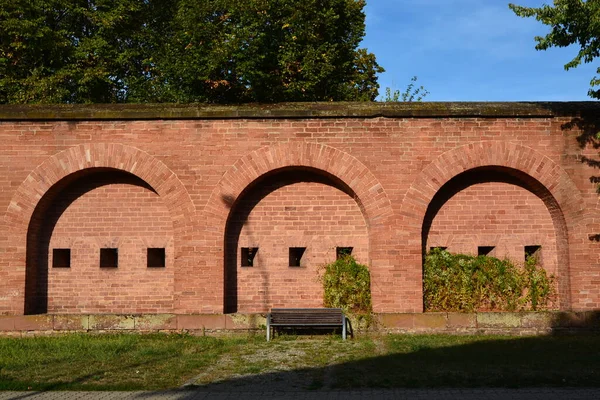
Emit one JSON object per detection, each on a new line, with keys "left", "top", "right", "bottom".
{"left": 266, "top": 308, "right": 347, "bottom": 341}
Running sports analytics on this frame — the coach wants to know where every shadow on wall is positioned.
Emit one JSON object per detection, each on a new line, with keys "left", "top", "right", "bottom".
{"left": 565, "top": 115, "right": 600, "bottom": 241}
{"left": 24, "top": 168, "right": 156, "bottom": 315}
{"left": 222, "top": 167, "right": 357, "bottom": 313}
{"left": 536, "top": 102, "right": 600, "bottom": 242}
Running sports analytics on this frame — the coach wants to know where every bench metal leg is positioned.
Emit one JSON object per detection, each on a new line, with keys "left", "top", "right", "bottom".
{"left": 342, "top": 315, "right": 347, "bottom": 340}
{"left": 266, "top": 316, "right": 271, "bottom": 342}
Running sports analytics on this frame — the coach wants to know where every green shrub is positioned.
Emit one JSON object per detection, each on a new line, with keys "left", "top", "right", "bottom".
{"left": 319, "top": 255, "right": 372, "bottom": 315}
{"left": 423, "top": 248, "right": 556, "bottom": 312}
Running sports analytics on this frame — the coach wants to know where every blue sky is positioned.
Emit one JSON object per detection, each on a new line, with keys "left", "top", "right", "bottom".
{"left": 361, "top": 0, "right": 599, "bottom": 101}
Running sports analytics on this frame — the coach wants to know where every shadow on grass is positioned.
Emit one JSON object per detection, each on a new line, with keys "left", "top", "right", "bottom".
{"left": 3, "top": 332, "right": 600, "bottom": 398}
{"left": 2, "top": 313, "right": 600, "bottom": 393}
{"left": 183, "top": 334, "right": 600, "bottom": 391}
{"left": 0, "top": 351, "right": 184, "bottom": 392}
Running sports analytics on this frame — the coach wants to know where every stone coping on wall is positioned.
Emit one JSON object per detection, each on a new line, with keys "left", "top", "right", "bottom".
{"left": 1, "top": 312, "right": 599, "bottom": 336}
{"left": 0, "top": 102, "right": 599, "bottom": 121}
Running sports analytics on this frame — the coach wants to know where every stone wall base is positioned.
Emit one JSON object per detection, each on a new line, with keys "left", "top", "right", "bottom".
{"left": 1, "top": 312, "right": 599, "bottom": 337}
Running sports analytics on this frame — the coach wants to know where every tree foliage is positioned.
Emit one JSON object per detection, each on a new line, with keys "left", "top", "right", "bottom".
{"left": 0, "top": 0, "right": 383, "bottom": 104}
{"left": 509, "top": 0, "right": 600, "bottom": 99}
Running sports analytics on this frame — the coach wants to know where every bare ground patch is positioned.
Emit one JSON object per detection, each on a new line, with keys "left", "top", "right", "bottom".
{"left": 184, "top": 337, "right": 376, "bottom": 391}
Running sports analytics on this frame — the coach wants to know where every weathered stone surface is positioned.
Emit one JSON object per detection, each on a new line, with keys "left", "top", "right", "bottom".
{"left": 553, "top": 311, "right": 600, "bottom": 329}
{"left": 0, "top": 316, "right": 16, "bottom": 331}
{"left": 177, "top": 315, "right": 226, "bottom": 330}
{"left": 13, "top": 315, "right": 53, "bottom": 331}
{"left": 477, "top": 313, "right": 522, "bottom": 328}
{"left": 53, "top": 315, "right": 89, "bottom": 330}
{"left": 413, "top": 313, "right": 447, "bottom": 330}
{"left": 0, "top": 312, "right": 599, "bottom": 334}
{"left": 88, "top": 315, "right": 135, "bottom": 330}
{"left": 377, "top": 314, "right": 415, "bottom": 329}
{"left": 0, "top": 102, "right": 572, "bottom": 121}
{"left": 521, "top": 312, "right": 555, "bottom": 329}
{"left": 135, "top": 314, "right": 177, "bottom": 330}
{"left": 447, "top": 313, "right": 476, "bottom": 329}
{"left": 225, "top": 314, "right": 266, "bottom": 330}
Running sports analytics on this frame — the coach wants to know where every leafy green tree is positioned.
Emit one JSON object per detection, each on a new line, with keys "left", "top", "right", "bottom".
{"left": 0, "top": 0, "right": 383, "bottom": 103}
{"left": 0, "top": 0, "right": 173, "bottom": 103}
{"left": 509, "top": 0, "right": 600, "bottom": 99}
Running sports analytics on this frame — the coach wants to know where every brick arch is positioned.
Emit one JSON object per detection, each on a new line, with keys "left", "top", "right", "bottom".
{"left": 401, "top": 141, "right": 585, "bottom": 310}
{"left": 204, "top": 142, "right": 393, "bottom": 229}
{"left": 1, "top": 143, "right": 195, "bottom": 315}
{"left": 199, "top": 142, "right": 396, "bottom": 313}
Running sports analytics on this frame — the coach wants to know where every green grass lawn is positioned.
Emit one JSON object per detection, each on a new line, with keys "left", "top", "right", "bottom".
{"left": 1, "top": 333, "right": 599, "bottom": 390}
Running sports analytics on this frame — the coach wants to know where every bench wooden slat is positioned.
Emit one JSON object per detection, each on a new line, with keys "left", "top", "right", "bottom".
{"left": 266, "top": 308, "right": 347, "bottom": 341}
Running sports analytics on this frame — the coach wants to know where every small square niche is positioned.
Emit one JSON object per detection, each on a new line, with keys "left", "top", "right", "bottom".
{"left": 241, "top": 247, "right": 258, "bottom": 267}
{"left": 525, "top": 245, "right": 542, "bottom": 261}
{"left": 52, "top": 249, "right": 71, "bottom": 268}
{"left": 336, "top": 247, "right": 353, "bottom": 259}
{"left": 289, "top": 247, "right": 306, "bottom": 267}
{"left": 430, "top": 246, "right": 447, "bottom": 251}
{"left": 100, "top": 248, "right": 118, "bottom": 268}
{"left": 478, "top": 246, "right": 495, "bottom": 256}
{"left": 147, "top": 248, "right": 166, "bottom": 268}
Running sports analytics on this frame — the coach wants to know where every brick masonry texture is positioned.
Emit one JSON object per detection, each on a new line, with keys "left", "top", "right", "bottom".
{"left": 44, "top": 171, "right": 174, "bottom": 314}
{"left": 0, "top": 102, "right": 599, "bottom": 316}
{"left": 428, "top": 182, "right": 558, "bottom": 276}
{"left": 228, "top": 171, "right": 369, "bottom": 312}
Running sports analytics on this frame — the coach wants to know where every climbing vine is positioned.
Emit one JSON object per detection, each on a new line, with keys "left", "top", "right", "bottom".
{"left": 319, "top": 254, "right": 372, "bottom": 319}
{"left": 424, "top": 248, "right": 556, "bottom": 312}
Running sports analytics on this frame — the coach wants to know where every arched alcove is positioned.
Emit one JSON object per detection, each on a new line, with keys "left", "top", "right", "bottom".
{"left": 224, "top": 167, "right": 369, "bottom": 313}
{"left": 400, "top": 141, "right": 585, "bottom": 311}
{"left": 200, "top": 142, "right": 396, "bottom": 313}
{"left": 422, "top": 166, "right": 567, "bottom": 307}
{"left": 1, "top": 143, "right": 195, "bottom": 315}
{"left": 25, "top": 168, "right": 174, "bottom": 314}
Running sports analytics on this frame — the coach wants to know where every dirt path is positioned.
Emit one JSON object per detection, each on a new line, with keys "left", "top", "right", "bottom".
{"left": 183, "top": 338, "right": 377, "bottom": 391}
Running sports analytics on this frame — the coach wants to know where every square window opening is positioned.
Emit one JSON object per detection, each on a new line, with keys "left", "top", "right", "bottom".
{"left": 241, "top": 247, "right": 258, "bottom": 267}
{"left": 430, "top": 246, "right": 447, "bottom": 252}
{"left": 478, "top": 246, "right": 495, "bottom": 256}
{"left": 147, "top": 248, "right": 166, "bottom": 268}
{"left": 525, "top": 245, "right": 542, "bottom": 262}
{"left": 289, "top": 247, "right": 306, "bottom": 267}
{"left": 100, "top": 248, "right": 118, "bottom": 268}
{"left": 52, "top": 248, "right": 71, "bottom": 268}
{"left": 336, "top": 247, "right": 353, "bottom": 259}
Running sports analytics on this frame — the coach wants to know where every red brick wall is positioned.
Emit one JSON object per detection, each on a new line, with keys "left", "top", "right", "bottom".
{"left": 226, "top": 170, "right": 368, "bottom": 312}
{"left": 0, "top": 104, "right": 598, "bottom": 315}
{"left": 32, "top": 170, "right": 174, "bottom": 314}
{"left": 428, "top": 182, "right": 558, "bottom": 276}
